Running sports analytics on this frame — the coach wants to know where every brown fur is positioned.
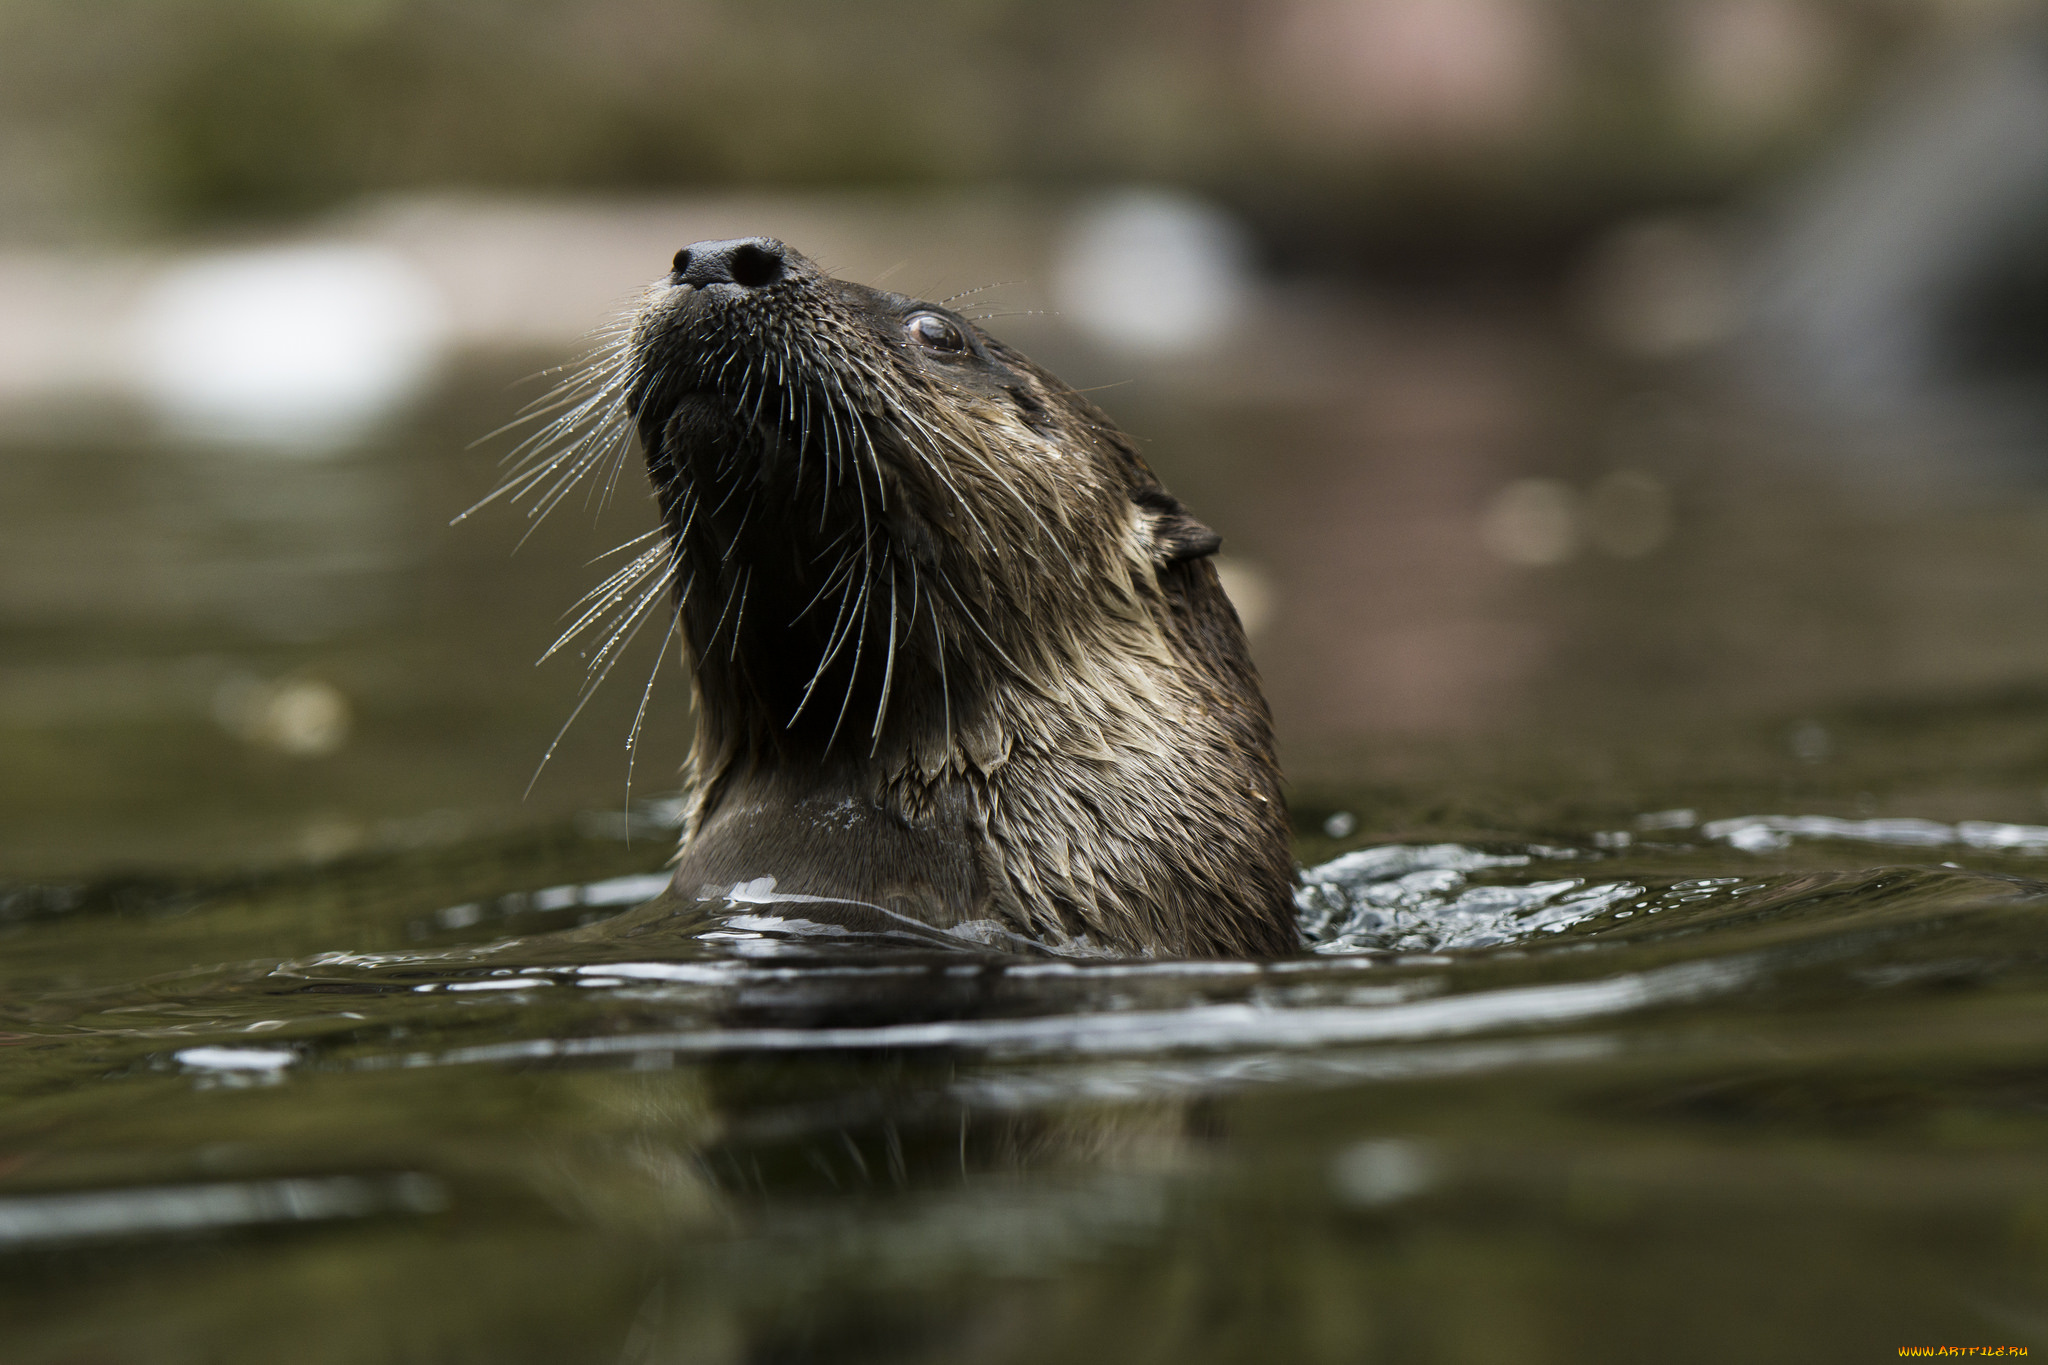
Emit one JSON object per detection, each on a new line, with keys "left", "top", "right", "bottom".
{"left": 601, "top": 237, "right": 1295, "bottom": 957}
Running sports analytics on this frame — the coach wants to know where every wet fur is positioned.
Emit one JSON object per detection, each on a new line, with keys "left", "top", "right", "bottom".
{"left": 512, "top": 241, "right": 1297, "bottom": 957}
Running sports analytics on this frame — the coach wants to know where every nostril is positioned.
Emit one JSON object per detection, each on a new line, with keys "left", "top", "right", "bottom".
{"left": 728, "top": 242, "right": 785, "bottom": 289}
{"left": 671, "top": 239, "right": 782, "bottom": 290}
{"left": 672, "top": 237, "right": 789, "bottom": 290}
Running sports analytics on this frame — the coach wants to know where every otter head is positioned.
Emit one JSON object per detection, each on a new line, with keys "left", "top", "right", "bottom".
{"left": 611, "top": 236, "right": 1296, "bottom": 957}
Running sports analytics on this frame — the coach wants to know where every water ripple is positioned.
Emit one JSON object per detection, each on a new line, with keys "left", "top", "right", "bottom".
{"left": 380, "top": 955, "right": 1751, "bottom": 1071}
{"left": 1296, "top": 844, "right": 1641, "bottom": 953}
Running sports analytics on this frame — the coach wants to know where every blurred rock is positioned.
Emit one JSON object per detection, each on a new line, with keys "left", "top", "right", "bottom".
{"left": 1747, "top": 34, "right": 2048, "bottom": 483}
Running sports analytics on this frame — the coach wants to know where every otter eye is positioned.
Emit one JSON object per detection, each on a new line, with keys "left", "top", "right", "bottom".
{"left": 906, "top": 312, "right": 968, "bottom": 353}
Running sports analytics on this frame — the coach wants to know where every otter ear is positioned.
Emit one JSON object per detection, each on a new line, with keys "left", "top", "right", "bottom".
{"left": 1134, "top": 488, "right": 1222, "bottom": 564}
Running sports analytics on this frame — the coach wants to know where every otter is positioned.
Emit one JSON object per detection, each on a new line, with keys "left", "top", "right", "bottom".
{"left": 547, "top": 236, "right": 1296, "bottom": 957}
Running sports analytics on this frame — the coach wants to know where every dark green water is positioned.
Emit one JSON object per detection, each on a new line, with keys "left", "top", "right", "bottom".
{"left": 8, "top": 347, "right": 2048, "bottom": 1362}
{"left": 5, "top": 819, "right": 2048, "bottom": 1363}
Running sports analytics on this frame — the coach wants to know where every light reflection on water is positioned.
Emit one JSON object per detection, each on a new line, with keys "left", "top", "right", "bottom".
{"left": 0, "top": 1174, "right": 448, "bottom": 1249}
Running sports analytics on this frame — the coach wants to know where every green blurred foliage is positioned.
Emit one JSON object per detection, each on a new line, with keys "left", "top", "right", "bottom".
{"left": 0, "top": 0, "right": 1960, "bottom": 243}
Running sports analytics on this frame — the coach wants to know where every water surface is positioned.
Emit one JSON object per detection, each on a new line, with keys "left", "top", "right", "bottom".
{"left": 6, "top": 805, "right": 2048, "bottom": 1363}
{"left": 8, "top": 319, "right": 2048, "bottom": 1362}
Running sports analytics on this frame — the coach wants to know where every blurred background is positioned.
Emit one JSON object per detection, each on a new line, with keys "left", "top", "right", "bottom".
{"left": 4, "top": 0, "right": 2047, "bottom": 876}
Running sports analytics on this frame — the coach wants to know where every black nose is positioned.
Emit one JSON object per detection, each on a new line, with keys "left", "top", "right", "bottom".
{"left": 671, "top": 237, "right": 788, "bottom": 289}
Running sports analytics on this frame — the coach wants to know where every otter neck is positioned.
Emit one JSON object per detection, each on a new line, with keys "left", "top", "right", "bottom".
{"left": 665, "top": 442, "right": 973, "bottom": 777}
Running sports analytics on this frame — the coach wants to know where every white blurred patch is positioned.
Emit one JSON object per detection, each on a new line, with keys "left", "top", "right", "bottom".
{"left": 1331, "top": 1138, "right": 1437, "bottom": 1207}
{"left": 0, "top": 1174, "right": 446, "bottom": 1248}
{"left": 130, "top": 244, "right": 447, "bottom": 452}
{"left": 212, "top": 673, "right": 352, "bottom": 757}
{"left": 1787, "top": 720, "right": 1832, "bottom": 763}
{"left": 1052, "top": 190, "right": 1253, "bottom": 355}
{"left": 1703, "top": 812, "right": 2048, "bottom": 855}
{"left": 1479, "top": 478, "right": 1579, "bottom": 566}
{"left": 581, "top": 873, "right": 675, "bottom": 906}
{"left": 173, "top": 1047, "right": 297, "bottom": 1084}
{"left": 1212, "top": 556, "right": 1275, "bottom": 637}
{"left": 436, "top": 902, "right": 484, "bottom": 929}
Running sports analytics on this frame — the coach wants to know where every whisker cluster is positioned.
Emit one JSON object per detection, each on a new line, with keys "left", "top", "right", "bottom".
{"left": 462, "top": 299, "right": 689, "bottom": 795}
{"left": 476, "top": 264, "right": 1094, "bottom": 795}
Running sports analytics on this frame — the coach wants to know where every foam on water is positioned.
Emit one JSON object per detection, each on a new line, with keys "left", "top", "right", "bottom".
{"left": 1295, "top": 843, "right": 1644, "bottom": 953}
